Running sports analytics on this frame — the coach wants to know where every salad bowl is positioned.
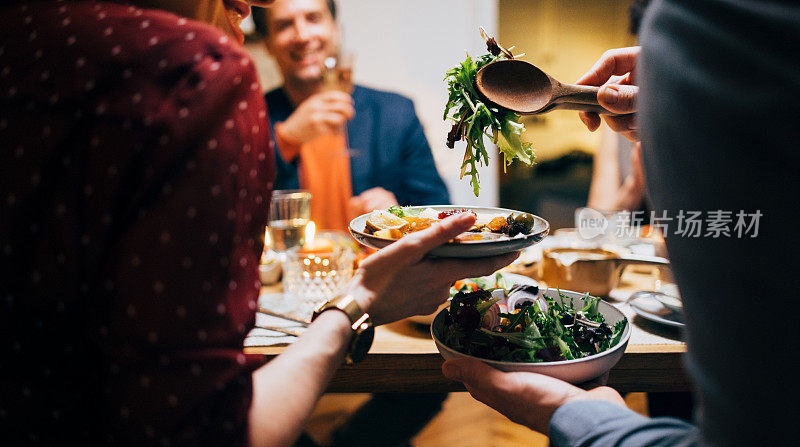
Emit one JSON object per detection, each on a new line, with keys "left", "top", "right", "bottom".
{"left": 349, "top": 205, "right": 549, "bottom": 258}
{"left": 431, "top": 287, "right": 631, "bottom": 384}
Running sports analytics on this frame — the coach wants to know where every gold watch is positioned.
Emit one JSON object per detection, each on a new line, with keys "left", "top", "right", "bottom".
{"left": 312, "top": 294, "right": 375, "bottom": 365}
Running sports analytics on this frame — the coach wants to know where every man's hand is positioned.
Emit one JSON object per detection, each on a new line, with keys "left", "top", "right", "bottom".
{"left": 278, "top": 91, "right": 355, "bottom": 144}
{"left": 577, "top": 47, "right": 640, "bottom": 141}
{"left": 347, "top": 213, "right": 518, "bottom": 325}
{"left": 442, "top": 358, "right": 626, "bottom": 434}
{"left": 349, "top": 187, "right": 398, "bottom": 215}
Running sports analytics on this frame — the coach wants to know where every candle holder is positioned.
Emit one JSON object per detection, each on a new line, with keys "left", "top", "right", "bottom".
{"left": 282, "top": 246, "right": 355, "bottom": 318}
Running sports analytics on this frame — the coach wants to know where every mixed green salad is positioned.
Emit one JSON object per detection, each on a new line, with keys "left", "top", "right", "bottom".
{"left": 443, "top": 27, "right": 535, "bottom": 197}
{"left": 441, "top": 277, "right": 627, "bottom": 363}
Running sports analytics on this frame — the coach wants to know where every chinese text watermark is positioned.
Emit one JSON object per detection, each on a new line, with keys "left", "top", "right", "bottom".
{"left": 576, "top": 208, "right": 762, "bottom": 240}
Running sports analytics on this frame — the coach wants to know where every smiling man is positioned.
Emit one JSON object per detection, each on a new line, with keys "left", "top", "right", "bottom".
{"left": 256, "top": 0, "right": 449, "bottom": 231}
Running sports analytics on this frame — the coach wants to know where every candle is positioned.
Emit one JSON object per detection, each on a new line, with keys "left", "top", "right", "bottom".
{"left": 261, "top": 228, "right": 273, "bottom": 265}
{"left": 298, "top": 238, "right": 335, "bottom": 254}
{"left": 298, "top": 221, "right": 336, "bottom": 254}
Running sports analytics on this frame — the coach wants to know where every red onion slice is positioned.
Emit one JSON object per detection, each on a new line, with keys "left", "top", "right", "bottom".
{"left": 506, "top": 284, "right": 543, "bottom": 312}
{"left": 481, "top": 303, "right": 501, "bottom": 329}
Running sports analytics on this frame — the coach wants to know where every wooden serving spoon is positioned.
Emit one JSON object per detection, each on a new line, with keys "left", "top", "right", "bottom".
{"left": 476, "top": 59, "right": 617, "bottom": 115}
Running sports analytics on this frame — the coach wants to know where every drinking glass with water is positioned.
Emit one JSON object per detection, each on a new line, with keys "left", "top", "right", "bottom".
{"left": 267, "top": 190, "right": 312, "bottom": 255}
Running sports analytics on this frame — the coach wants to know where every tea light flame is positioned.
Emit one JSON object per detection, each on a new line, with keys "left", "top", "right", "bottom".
{"left": 261, "top": 228, "right": 272, "bottom": 264}
{"left": 298, "top": 220, "right": 335, "bottom": 255}
{"left": 305, "top": 221, "right": 316, "bottom": 245}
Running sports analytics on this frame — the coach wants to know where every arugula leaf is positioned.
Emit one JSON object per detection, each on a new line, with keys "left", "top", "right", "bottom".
{"left": 502, "top": 348, "right": 540, "bottom": 362}
{"left": 497, "top": 111, "right": 534, "bottom": 167}
{"left": 499, "top": 307, "right": 528, "bottom": 329}
{"left": 481, "top": 327, "right": 544, "bottom": 351}
{"left": 387, "top": 205, "right": 404, "bottom": 217}
{"left": 581, "top": 293, "right": 601, "bottom": 318}
{"left": 387, "top": 205, "right": 419, "bottom": 218}
{"left": 443, "top": 30, "right": 535, "bottom": 197}
{"left": 475, "top": 297, "right": 500, "bottom": 315}
{"left": 555, "top": 336, "right": 574, "bottom": 360}
{"left": 610, "top": 320, "right": 628, "bottom": 347}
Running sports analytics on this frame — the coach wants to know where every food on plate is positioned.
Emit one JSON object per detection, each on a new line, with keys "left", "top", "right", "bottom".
{"left": 362, "top": 206, "right": 536, "bottom": 241}
{"left": 443, "top": 27, "right": 535, "bottom": 197}
{"left": 365, "top": 210, "right": 407, "bottom": 233}
{"left": 441, "top": 282, "right": 628, "bottom": 363}
{"left": 373, "top": 228, "right": 403, "bottom": 239}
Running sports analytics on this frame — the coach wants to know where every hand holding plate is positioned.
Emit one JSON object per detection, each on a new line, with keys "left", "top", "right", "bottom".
{"left": 345, "top": 213, "right": 519, "bottom": 325}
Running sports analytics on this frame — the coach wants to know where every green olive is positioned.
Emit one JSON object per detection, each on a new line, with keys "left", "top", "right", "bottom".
{"left": 515, "top": 213, "right": 535, "bottom": 231}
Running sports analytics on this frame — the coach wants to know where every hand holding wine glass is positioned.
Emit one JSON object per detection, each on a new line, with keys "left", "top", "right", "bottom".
{"left": 275, "top": 90, "right": 354, "bottom": 145}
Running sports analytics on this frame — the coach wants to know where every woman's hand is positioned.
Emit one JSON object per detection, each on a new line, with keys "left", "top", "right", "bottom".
{"left": 577, "top": 47, "right": 641, "bottom": 141}
{"left": 347, "top": 213, "right": 519, "bottom": 325}
{"left": 442, "top": 358, "right": 626, "bottom": 434}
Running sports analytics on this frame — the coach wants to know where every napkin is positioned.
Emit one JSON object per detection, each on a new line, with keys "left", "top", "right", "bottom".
{"left": 243, "top": 293, "right": 309, "bottom": 347}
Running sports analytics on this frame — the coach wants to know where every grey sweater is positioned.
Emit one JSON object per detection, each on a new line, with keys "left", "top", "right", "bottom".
{"left": 550, "top": 1, "right": 800, "bottom": 445}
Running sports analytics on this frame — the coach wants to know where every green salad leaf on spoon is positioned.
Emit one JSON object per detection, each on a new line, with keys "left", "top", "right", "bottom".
{"left": 443, "top": 27, "right": 535, "bottom": 197}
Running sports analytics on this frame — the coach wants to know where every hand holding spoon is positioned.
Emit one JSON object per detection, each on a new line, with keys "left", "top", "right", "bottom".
{"left": 476, "top": 59, "right": 618, "bottom": 115}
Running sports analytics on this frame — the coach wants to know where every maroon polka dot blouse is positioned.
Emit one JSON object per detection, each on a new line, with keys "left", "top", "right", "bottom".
{"left": 0, "top": 2, "right": 275, "bottom": 445}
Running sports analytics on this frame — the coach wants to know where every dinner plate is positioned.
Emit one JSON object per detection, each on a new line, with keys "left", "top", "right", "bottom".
{"left": 628, "top": 291, "right": 685, "bottom": 328}
{"left": 406, "top": 272, "right": 538, "bottom": 325}
{"left": 349, "top": 205, "right": 549, "bottom": 258}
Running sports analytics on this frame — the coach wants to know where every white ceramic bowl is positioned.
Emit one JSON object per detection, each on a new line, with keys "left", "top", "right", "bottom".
{"left": 431, "top": 288, "right": 631, "bottom": 384}
{"left": 349, "top": 206, "right": 549, "bottom": 259}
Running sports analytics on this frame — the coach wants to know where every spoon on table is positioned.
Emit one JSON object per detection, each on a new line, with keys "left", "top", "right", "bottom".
{"left": 475, "top": 59, "right": 618, "bottom": 115}
{"left": 625, "top": 290, "right": 684, "bottom": 314}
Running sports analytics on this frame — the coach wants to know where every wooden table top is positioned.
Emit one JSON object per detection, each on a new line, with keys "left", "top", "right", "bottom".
{"left": 244, "top": 267, "right": 690, "bottom": 394}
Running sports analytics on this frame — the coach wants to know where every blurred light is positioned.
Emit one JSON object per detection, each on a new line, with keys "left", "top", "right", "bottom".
{"left": 240, "top": 13, "right": 255, "bottom": 35}
{"left": 305, "top": 221, "right": 316, "bottom": 245}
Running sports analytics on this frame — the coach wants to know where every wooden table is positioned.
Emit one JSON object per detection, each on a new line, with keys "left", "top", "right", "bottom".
{"left": 245, "top": 268, "right": 690, "bottom": 394}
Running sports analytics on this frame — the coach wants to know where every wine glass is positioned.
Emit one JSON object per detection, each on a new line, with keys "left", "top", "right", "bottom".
{"left": 321, "top": 53, "right": 353, "bottom": 94}
{"left": 321, "top": 53, "right": 354, "bottom": 158}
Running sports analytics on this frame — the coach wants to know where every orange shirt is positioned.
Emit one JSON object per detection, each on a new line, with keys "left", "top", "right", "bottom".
{"left": 275, "top": 124, "right": 353, "bottom": 231}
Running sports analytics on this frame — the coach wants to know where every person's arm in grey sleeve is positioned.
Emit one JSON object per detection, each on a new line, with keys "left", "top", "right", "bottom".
{"left": 550, "top": 400, "right": 699, "bottom": 447}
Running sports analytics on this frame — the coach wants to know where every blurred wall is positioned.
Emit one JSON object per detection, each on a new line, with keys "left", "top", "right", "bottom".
{"left": 244, "top": 0, "right": 637, "bottom": 209}
{"left": 499, "top": 0, "right": 636, "bottom": 161}
{"left": 245, "top": 1, "right": 501, "bottom": 207}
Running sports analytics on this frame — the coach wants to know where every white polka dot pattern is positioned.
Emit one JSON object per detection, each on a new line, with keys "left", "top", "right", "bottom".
{"left": 0, "top": 2, "right": 272, "bottom": 444}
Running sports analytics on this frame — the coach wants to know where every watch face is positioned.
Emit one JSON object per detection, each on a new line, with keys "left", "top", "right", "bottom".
{"left": 349, "top": 326, "right": 375, "bottom": 364}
